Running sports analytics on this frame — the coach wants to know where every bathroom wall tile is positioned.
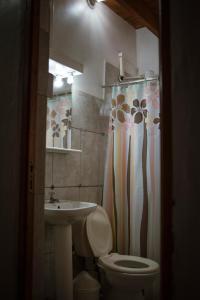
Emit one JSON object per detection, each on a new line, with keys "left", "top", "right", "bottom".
{"left": 45, "top": 187, "right": 80, "bottom": 202}
{"left": 44, "top": 188, "right": 50, "bottom": 200}
{"left": 105, "top": 62, "right": 119, "bottom": 86}
{"left": 38, "top": 29, "right": 49, "bottom": 96}
{"left": 80, "top": 187, "right": 102, "bottom": 205}
{"left": 45, "top": 152, "right": 53, "bottom": 187}
{"left": 80, "top": 131, "right": 99, "bottom": 186}
{"left": 53, "top": 152, "right": 81, "bottom": 187}
{"left": 81, "top": 131, "right": 106, "bottom": 186}
{"left": 72, "top": 89, "right": 109, "bottom": 133}
{"left": 44, "top": 253, "right": 56, "bottom": 300}
{"left": 47, "top": 73, "right": 54, "bottom": 98}
{"left": 104, "top": 63, "right": 120, "bottom": 118}
{"left": 99, "top": 134, "right": 108, "bottom": 185}
{"left": 71, "top": 128, "right": 81, "bottom": 150}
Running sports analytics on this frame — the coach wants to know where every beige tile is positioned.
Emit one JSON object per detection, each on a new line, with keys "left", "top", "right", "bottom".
{"left": 45, "top": 152, "right": 53, "bottom": 187}
{"left": 80, "top": 187, "right": 102, "bottom": 205}
{"left": 38, "top": 29, "right": 49, "bottom": 96}
{"left": 102, "top": 62, "right": 120, "bottom": 120}
{"left": 44, "top": 187, "right": 51, "bottom": 200}
{"left": 45, "top": 187, "right": 79, "bottom": 202}
{"left": 47, "top": 73, "right": 54, "bottom": 98}
{"left": 71, "top": 128, "right": 81, "bottom": 149}
{"left": 53, "top": 152, "right": 81, "bottom": 187}
{"left": 72, "top": 89, "right": 109, "bottom": 133}
{"left": 81, "top": 131, "right": 106, "bottom": 186}
{"left": 105, "top": 62, "right": 119, "bottom": 86}
{"left": 99, "top": 134, "right": 108, "bottom": 185}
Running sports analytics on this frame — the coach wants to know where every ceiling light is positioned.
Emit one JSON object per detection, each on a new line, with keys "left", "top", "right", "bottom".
{"left": 87, "top": 0, "right": 105, "bottom": 8}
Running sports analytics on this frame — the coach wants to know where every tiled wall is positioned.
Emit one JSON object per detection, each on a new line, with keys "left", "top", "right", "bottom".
{"left": 44, "top": 63, "right": 118, "bottom": 300}
{"left": 45, "top": 89, "right": 109, "bottom": 204}
{"left": 44, "top": 91, "right": 109, "bottom": 300}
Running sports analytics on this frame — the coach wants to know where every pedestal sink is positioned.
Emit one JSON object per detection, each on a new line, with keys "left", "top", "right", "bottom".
{"left": 45, "top": 201, "right": 97, "bottom": 300}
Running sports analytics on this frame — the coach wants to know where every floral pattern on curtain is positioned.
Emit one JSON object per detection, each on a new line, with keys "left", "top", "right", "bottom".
{"left": 103, "top": 80, "right": 160, "bottom": 262}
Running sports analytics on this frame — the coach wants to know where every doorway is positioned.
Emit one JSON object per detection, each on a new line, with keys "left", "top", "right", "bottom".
{"left": 25, "top": 1, "right": 172, "bottom": 300}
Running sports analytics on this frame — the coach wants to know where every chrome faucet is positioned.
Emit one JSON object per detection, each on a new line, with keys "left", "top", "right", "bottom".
{"left": 49, "top": 189, "right": 59, "bottom": 203}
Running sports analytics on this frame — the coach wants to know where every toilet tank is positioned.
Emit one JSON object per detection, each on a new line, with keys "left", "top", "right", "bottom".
{"left": 72, "top": 218, "right": 93, "bottom": 257}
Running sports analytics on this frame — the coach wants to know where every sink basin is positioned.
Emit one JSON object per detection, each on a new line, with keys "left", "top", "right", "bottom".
{"left": 45, "top": 201, "right": 97, "bottom": 225}
{"left": 44, "top": 200, "right": 97, "bottom": 300}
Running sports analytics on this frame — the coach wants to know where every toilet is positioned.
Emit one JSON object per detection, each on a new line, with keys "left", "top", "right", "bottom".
{"left": 73, "top": 205, "right": 159, "bottom": 300}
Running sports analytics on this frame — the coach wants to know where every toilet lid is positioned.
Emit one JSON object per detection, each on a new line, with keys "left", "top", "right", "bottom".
{"left": 86, "top": 206, "right": 113, "bottom": 257}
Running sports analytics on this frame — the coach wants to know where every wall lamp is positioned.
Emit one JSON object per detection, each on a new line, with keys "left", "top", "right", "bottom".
{"left": 87, "top": 0, "right": 105, "bottom": 9}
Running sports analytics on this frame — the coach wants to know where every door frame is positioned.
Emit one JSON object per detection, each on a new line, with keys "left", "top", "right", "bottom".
{"left": 19, "top": 0, "right": 41, "bottom": 299}
{"left": 21, "top": 0, "right": 173, "bottom": 299}
{"left": 159, "top": 1, "right": 173, "bottom": 299}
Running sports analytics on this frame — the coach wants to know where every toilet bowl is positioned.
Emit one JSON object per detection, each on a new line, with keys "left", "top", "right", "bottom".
{"left": 73, "top": 205, "right": 159, "bottom": 300}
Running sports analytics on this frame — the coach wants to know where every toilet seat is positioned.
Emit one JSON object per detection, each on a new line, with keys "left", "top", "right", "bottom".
{"left": 84, "top": 205, "right": 159, "bottom": 277}
{"left": 99, "top": 253, "right": 159, "bottom": 275}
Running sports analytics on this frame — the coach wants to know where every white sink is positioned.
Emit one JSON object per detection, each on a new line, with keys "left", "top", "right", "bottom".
{"left": 44, "top": 200, "right": 97, "bottom": 300}
{"left": 45, "top": 201, "right": 97, "bottom": 225}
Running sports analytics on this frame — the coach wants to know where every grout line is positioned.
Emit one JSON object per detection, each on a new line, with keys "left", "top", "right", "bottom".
{"left": 80, "top": 129, "right": 82, "bottom": 190}
{"left": 71, "top": 126, "right": 106, "bottom": 136}
{"left": 44, "top": 185, "right": 103, "bottom": 188}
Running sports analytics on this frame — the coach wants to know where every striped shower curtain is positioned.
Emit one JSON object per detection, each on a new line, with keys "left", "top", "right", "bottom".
{"left": 103, "top": 80, "right": 160, "bottom": 262}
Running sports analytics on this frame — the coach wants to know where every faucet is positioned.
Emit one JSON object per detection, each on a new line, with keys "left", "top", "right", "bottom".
{"left": 49, "top": 189, "right": 59, "bottom": 203}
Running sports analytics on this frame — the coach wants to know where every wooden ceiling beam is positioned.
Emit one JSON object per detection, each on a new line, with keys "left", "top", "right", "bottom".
{"left": 106, "top": 0, "right": 159, "bottom": 36}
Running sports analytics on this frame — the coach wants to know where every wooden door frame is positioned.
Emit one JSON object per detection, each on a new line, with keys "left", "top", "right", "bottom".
{"left": 19, "top": 0, "right": 41, "bottom": 299}
{"left": 159, "top": 1, "right": 173, "bottom": 299}
{"left": 21, "top": 0, "right": 173, "bottom": 299}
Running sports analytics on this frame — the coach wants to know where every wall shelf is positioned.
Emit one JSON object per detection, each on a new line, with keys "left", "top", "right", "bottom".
{"left": 46, "top": 147, "right": 82, "bottom": 154}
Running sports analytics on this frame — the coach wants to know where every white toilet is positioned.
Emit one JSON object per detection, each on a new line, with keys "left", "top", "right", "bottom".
{"left": 73, "top": 205, "right": 159, "bottom": 300}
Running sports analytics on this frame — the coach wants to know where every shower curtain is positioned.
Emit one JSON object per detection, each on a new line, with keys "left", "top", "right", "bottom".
{"left": 103, "top": 80, "right": 160, "bottom": 262}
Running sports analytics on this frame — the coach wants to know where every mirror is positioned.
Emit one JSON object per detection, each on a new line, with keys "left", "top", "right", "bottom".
{"left": 46, "top": 59, "right": 82, "bottom": 151}
{"left": 46, "top": 87, "right": 72, "bottom": 149}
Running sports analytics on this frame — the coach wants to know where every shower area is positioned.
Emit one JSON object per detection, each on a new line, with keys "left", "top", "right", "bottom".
{"left": 103, "top": 75, "right": 160, "bottom": 261}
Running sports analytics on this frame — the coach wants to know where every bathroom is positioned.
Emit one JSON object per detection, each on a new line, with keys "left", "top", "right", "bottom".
{"left": 43, "top": 0, "right": 160, "bottom": 299}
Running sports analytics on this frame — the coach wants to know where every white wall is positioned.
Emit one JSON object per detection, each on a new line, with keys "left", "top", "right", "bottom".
{"left": 50, "top": 0, "right": 137, "bottom": 99}
{"left": 136, "top": 28, "right": 159, "bottom": 75}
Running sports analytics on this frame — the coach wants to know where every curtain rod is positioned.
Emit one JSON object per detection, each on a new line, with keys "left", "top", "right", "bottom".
{"left": 102, "top": 77, "right": 158, "bottom": 88}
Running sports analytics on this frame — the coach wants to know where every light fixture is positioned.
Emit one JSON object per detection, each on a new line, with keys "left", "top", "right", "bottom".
{"left": 49, "top": 59, "right": 82, "bottom": 89}
{"left": 54, "top": 76, "right": 63, "bottom": 88}
{"left": 87, "top": 0, "right": 105, "bottom": 9}
{"left": 49, "top": 59, "right": 82, "bottom": 78}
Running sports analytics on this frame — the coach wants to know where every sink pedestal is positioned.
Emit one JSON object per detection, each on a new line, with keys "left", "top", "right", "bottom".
{"left": 44, "top": 201, "right": 97, "bottom": 300}
{"left": 55, "top": 225, "right": 73, "bottom": 300}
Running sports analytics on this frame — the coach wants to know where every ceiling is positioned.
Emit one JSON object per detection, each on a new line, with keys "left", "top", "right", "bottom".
{"left": 105, "top": 0, "right": 159, "bottom": 36}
